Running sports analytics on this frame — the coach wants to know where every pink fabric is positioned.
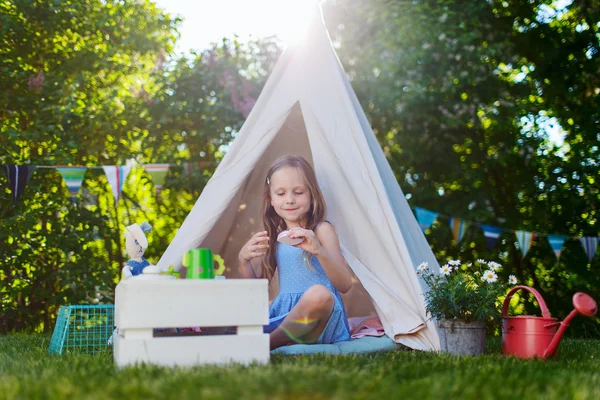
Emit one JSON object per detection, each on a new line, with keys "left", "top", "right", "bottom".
{"left": 178, "top": 327, "right": 202, "bottom": 333}
{"left": 348, "top": 316, "right": 385, "bottom": 339}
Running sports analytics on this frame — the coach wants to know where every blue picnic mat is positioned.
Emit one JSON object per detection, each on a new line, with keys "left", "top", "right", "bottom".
{"left": 271, "top": 335, "right": 401, "bottom": 355}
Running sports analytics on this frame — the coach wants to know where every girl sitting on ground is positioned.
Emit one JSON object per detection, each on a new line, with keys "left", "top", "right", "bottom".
{"left": 238, "top": 155, "right": 353, "bottom": 350}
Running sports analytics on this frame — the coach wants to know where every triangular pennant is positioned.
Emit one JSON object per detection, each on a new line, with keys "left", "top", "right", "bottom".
{"left": 143, "top": 164, "right": 170, "bottom": 196}
{"left": 2, "top": 165, "right": 37, "bottom": 206}
{"left": 579, "top": 237, "right": 599, "bottom": 263}
{"left": 102, "top": 165, "right": 132, "bottom": 204}
{"left": 184, "top": 161, "right": 205, "bottom": 178}
{"left": 449, "top": 217, "right": 469, "bottom": 243}
{"left": 547, "top": 234, "right": 567, "bottom": 260}
{"left": 56, "top": 167, "right": 87, "bottom": 202}
{"left": 515, "top": 230, "right": 536, "bottom": 258}
{"left": 481, "top": 224, "right": 503, "bottom": 249}
{"left": 414, "top": 207, "right": 438, "bottom": 231}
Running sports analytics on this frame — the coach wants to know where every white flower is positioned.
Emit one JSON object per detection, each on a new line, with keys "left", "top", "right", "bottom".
{"left": 508, "top": 275, "right": 518, "bottom": 285}
{"left": 440, "top": 265, "right": 451, "bottom": 275}
{"left": 488, "top": 261, "right": 501, "bottom": 271}
{"left": 483, "top": 270, "right": 498, "bottom": 283}
{"left": 417, "top": 262, "right": 428, "bottom": 271}
{"left": 476, "top": 258, "right": 486, "bottom": 265}
{"left": 448, "top": 260, "right": 461, "bottom": 266}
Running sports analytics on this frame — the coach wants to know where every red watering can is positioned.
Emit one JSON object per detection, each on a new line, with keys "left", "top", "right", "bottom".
{"left": 502, "top": 285, "right": 597, "bottom": 359}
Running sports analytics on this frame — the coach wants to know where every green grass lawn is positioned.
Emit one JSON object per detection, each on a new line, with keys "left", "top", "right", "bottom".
{"left": 1, "top": 334, "right": 599, "bottom": 399}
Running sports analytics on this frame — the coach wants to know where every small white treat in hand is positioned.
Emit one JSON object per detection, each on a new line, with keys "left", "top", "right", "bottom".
{"left": 277, "top": 230, "right": 304, "bottom": 246}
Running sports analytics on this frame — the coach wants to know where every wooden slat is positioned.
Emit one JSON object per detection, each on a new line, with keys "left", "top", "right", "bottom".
{"left": 115, "top": 279, "right": 269, "bottom": 329}
{"left": 114, "top": 334, "right": 270, "bottom": 367}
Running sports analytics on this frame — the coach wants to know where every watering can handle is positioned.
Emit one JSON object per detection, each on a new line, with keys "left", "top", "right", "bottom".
{"left": 502, "top": 285, "right": 552, "bottom": 319}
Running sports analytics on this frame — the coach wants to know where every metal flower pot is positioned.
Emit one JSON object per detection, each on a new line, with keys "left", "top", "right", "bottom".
{"left": 438, "top": 319, "right": 486, "bottom": 356}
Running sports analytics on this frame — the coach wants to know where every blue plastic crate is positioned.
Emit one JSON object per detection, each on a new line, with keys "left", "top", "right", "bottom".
{"left": 48, "top": 305, "right": 114, "bottom": 355}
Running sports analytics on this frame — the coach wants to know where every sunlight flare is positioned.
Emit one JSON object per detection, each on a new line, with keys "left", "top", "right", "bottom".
{"left": 266, "top": 0, "right": 321, "bottom": 45}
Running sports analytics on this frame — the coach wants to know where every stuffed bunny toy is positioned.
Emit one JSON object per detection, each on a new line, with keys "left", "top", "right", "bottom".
{"left": 122, "top": 222, "right": 154, "bottom": 279}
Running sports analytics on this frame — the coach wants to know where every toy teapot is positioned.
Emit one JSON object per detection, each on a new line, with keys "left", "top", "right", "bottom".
{"left": 502, "top": 285, "right": 597, "bottom": 359}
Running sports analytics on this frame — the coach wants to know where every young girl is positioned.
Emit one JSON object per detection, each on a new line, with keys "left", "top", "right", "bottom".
{"left": 238, "top": 155, "right": 353, "bottom": 350}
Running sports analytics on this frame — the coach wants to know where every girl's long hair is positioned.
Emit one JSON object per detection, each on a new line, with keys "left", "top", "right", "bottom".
{"left": 261, "top": 155, "right": 327, "bottom": 282}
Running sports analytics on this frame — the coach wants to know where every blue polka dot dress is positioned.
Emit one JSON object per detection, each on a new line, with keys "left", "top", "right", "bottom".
{"left": 127, "top": 258, "right": 150, "bottom": 276}
{"left": 265, "top": 242, "right": 351, "bottom": 344}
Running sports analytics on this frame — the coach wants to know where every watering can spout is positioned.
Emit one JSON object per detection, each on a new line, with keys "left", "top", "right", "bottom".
{"left": 542, "top": 292, "right": 597, "bottom": 359}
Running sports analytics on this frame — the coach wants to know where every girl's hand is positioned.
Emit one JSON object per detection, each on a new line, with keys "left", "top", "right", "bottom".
{"left": 288, "top": 227, "right": 323, "bottom": 255}
{"left": 239, "top": 231, "right": 270, "bottom": 262}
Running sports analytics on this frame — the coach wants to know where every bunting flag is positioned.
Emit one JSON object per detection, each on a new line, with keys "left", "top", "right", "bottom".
{"left": 414, "top": 207, "right": 438, "bottom": 231}
{"left": 2, "top": 165, "right": 37, "bottom": 206}
{"left": 515, "top": 230, "right": 536, "bottom": 258}
{"left": 0, "top": 167, "right": 592, "bottom": 259}
{"left": 481, "top": 224, "right": 503, "bottom": 249}
{"left": 579, "top": 237, "right": 599, "bottom": 263}
{"left": 449, "top": 217, "right": 468, "bottom": 243}
{"left": 547, "top": 234, "right": 567, "bottom": 260}
{"left": 184, "top": 161, "right": 206, "bottom": 177}
{"left": 143, "top": 164, "right": 170, "bottom": 196}
{"left": 56, "top": 167, "right": 87, "bottom": 202}
{"left": 102, "top": 165, "right": 132, "bottom": 204}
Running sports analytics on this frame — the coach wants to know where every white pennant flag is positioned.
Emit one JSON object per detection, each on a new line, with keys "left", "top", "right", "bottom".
{"left": 515, "top": 231, "right": 536, "bottom": 258}
{"left": 102, "top": 165, "right": 132, "bottom": 204}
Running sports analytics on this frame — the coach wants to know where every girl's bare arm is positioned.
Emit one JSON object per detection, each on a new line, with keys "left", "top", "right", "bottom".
{"left": 312, "top": 223, "right": 353, "bottom": 293}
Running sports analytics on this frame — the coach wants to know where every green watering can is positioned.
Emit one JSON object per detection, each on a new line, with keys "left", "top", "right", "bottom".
{"left": 182, "top": 248, "right": 225, "bottom": 279}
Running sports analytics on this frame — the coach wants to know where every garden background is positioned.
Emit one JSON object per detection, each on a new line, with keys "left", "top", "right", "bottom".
{"left": 1, "top": 0, "right": 599, "bottom": 337}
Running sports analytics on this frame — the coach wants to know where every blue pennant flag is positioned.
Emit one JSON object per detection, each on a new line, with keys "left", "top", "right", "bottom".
{"left": 579, "top": 237, "right": 599, "bottom": 263}
{"left": 2, "top": 165, "right": 37, "bottom": 206}
{"left": 547, "top": 234, "right": 567, "bottom": 260}
{"left": 414, "top": 207, "right": 438, "bottom": 232}
{"left": 481, "top": 224, "right": 503, "bottom": 249}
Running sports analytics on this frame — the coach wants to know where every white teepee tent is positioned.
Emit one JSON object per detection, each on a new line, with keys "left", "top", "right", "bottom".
{"left": 157, "top": 6, "right": 441, "bottom": 351}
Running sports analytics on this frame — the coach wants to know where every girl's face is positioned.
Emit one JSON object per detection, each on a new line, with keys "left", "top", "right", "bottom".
{"left": 269, "top": 166, "right": 311, "bottom": 228}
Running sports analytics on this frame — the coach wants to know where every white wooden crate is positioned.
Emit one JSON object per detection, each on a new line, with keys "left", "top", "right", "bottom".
{"left": 113, "top": 279, "right": 270, "bottom": 367}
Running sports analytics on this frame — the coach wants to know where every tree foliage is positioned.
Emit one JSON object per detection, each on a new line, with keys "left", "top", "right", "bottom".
{"left": 323, "top": 0, "right": 599, "bottom": 335}
{"left": 0, "top": 0, "right": 280, "bottom": 331}
{"left": 1, "top": 0, "right": 598, "bottom": 336}
{"left": 0, "top": 0, "right": 176, "bottom": 331}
